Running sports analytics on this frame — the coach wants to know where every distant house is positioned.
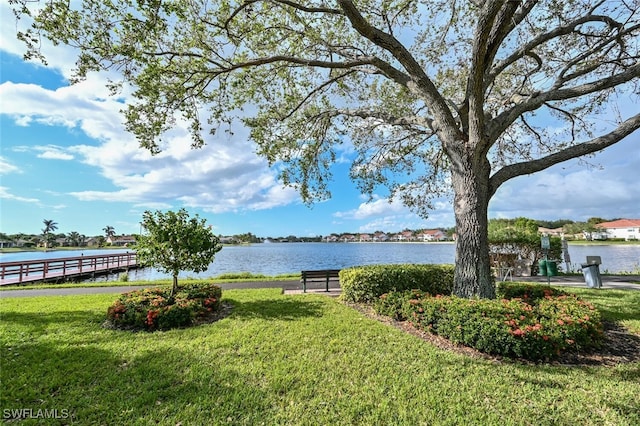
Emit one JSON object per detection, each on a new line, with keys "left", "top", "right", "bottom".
{"left": 359, "top": 233, "right": 372, "bottom": 242}
{"left": 373, "top": 232, "right": 389, "bottom": 242}
{"left": 107, "top": 235, "right": 137, "bottom": 246}
{"left": 417, "top": 229, "right": 447, "bottom": 241}
{"left": 340, "top": 234, "right": 356, "bottom": 243}
{"left": 85, "top": 237, "right": 101, "bottom": 247}
{"left": 0, "top": 240, "right": 15, "bottom": 249}
{"left": 393, "top": 230, "right": 415, "bottom": 242}
{"left": 16, "top": 239, "right": 35, "bottom": 248}
{"left": 596, "top": 219, "right": 640, "bottom": 241}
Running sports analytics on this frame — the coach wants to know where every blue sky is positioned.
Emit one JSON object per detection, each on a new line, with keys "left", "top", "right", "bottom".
{"left": 1, "top": 4, "right": 639, "bottom": 238}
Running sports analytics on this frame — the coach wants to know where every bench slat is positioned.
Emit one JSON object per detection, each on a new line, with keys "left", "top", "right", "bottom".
{"left": 301, "top": 269, "right": 340, "bottom": 292}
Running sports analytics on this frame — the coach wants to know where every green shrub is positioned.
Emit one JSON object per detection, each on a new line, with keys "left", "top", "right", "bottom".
{"left": 215, "top": 272, "right": 267, "bottom": 280}
{"left": 375, "top": 284, "right": 603, "bottom": 361}
{"left": 408, "top": 293, "right": 602, "bottom": 361}
{"left": 106, "top": 283, "right": 222, "bottom": 331}
{"left": 373, "top": 290, "right": 427, "bottom": 321}
{"left": 340, "top": 264, "right": 454, "bottom": 303}
{"left": 496, "top": 282, "right": 568, "bottom": 300}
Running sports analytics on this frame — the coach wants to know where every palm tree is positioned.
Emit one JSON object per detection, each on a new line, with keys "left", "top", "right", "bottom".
{"left": 42, "top": 219, "right": 58, "bottom": 249}
{"left": 67, "top": 231, "right": 81, "bottom": 247}
{"left": 103, "top": 226, "right": 116, "bottom": 245}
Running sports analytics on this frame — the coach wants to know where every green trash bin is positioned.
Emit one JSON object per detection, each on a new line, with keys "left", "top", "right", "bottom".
{"left": 538, "top": 260, "right": 547, "bottom": 276}
{"left": 546, "top": 261, "right": 558, "bottom": 277}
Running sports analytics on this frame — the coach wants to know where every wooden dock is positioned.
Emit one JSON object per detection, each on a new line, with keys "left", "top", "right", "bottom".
{"left": 0, "top": 252, "right": 139, "bottom": 286}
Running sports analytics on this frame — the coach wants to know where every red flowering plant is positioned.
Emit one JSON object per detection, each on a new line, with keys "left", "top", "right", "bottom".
{"left": 374, "top": 283, "right": 603, "bottom": 362}
{"left": 496, "top": 282, "right": 568, "bottom": 300}
{"left": 374, "top": 289, "right": 427, "bottom": 321}
{"left": 106, "top": 283, "right": 223, "bottom": 331}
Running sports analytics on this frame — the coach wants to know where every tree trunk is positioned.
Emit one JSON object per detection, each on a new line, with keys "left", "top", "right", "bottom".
{"left": 450, "top": 155, "right": 496, "bottom": 299}
{"left": 171, "top": 274, "right": 179, "bottom": 299}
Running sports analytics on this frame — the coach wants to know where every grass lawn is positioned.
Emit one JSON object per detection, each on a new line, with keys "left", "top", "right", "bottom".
{"left": 1, "top": 288, "right": 639, "bottom": 425}
{"left": 0, "top": 274, "right": 300, "bottom": 291}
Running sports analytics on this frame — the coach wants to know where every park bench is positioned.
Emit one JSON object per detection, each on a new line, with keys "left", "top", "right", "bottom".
{"left": 301, "top": 269, "right": 341, "bottom": 292}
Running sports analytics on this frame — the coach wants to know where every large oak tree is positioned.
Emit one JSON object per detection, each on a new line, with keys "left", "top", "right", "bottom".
{"left": 12, "top": 0, "right": 639, "bottom": 298}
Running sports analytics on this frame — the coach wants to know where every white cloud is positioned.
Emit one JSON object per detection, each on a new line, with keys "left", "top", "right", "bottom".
{"left": 334, "top": 195, "right": 406, "bottom": 220}
{"left": 132, "top": 202, "right": 173, "bottom": 210}
{"left": 65, "top": 120, "right": 300, "bottom": 212}
{"left": 490, "top": 141, "right": 640, "bottom": 221}
{"left": 36, "top": 146, "right": 74, "bottom": 160}
{"left": 0, "top": 81, "right": 124, "bottom": 132}
{"left": 0, "top": 186, "right": 40, "bottom": 204}
{"left": 1, "top": 11, "right": 302, "bottom": 215}
{"left": 333, "top": 193, "right": 455, "bottom": 232}
{"left": 0, "top": 157, "right": 21, "bottom": 175}
{"left": 357, "top": 216, "right": 414, "bottom": 232}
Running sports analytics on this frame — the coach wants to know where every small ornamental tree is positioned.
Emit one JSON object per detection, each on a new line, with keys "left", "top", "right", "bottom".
{"left": 135, "top": 209, "right": 222, "bottom": 298}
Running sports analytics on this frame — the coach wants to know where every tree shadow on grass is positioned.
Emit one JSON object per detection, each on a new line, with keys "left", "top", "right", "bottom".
{"left": 0, "top": 310, "right": 106, "bottom": 335}
{"left": 224, "top": 297, "right": 327, "bottom": 321}
{"left": 1, "top": 340, "right": 272, "bottom": 424}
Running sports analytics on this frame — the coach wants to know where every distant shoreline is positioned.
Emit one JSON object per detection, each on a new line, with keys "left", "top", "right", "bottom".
{"left": 3, "top": 239, "right": 640, "bottom": 255}
{"left": 567, "top": 240, "right": 640, "bottom": 246}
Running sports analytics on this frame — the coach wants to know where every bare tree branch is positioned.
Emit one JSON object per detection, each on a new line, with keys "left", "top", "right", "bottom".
{"left": 326, "top": 108, "right": 434, "bottom": 131}
{"left": 488, "top": 14, "right": 628, "bottom": 85}
{"left": 489, "top": 113, "right": 640, "bottom": 196}
{"left": 490, "top": 62, "right": 640, "bottom": 140}
{"left": 337, "top": 0, "right": 461, "bottom": 141}
{"left": 279, "top": 70, "right": 359, "bottom": 121}
{"left": 272, "top": 0, "right": 343, "bottom": 15}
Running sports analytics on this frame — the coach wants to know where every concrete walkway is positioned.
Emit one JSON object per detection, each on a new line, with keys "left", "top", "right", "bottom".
{"left": 0, "top": 275, "right": 638, "bottom": 299}
{"left": 512, "top": 274, "right": 640, "bottom": 291}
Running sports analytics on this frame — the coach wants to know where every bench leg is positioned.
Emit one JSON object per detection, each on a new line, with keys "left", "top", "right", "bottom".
{"left": 325, "top": 275, "right": 329, "bottom": 292}
{"left": 303, "top": 277, "right": 307, "bottom": 293}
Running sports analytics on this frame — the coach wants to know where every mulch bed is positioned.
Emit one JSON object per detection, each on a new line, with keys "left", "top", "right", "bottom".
{"left": 346, "top": 302, "right": 640, "bottom": 366}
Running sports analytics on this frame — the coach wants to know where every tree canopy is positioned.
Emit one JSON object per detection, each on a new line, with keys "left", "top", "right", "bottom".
{"left": 135, "top": 209, "right": 222, "bottom": 297}
{"left": 41, "top": 219, "right": 58, "bottom": 249}
{"left": 12, "top": 0, "right": 639, "bottom": 298}
{"left": 103, "top": 226, "right": 116, "bottom": 239}
{"left": 488, "top": 217, "right": 561, "bottom": 271}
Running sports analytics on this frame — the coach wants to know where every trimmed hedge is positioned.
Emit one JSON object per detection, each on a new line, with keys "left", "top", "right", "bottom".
{"left": 339, "top": 264, "right": 454, "bottom": 303}
{"left": 373, "top": 283, "right": 603, "bottom": 361}
{"left": 106, "top": 283, "right": 222, "bottom": 331}
{"left": 496, "top": 281, "right": 569, "bottom": 300}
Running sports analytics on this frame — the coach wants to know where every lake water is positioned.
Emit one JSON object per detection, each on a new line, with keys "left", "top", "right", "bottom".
{"left": 1, "top": 242, "right": 638, "bottom": 282}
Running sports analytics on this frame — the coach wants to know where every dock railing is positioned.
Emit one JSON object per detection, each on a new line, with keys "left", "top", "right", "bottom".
{"left": 0, "top": 252, "right": 138, "bottom": 285}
